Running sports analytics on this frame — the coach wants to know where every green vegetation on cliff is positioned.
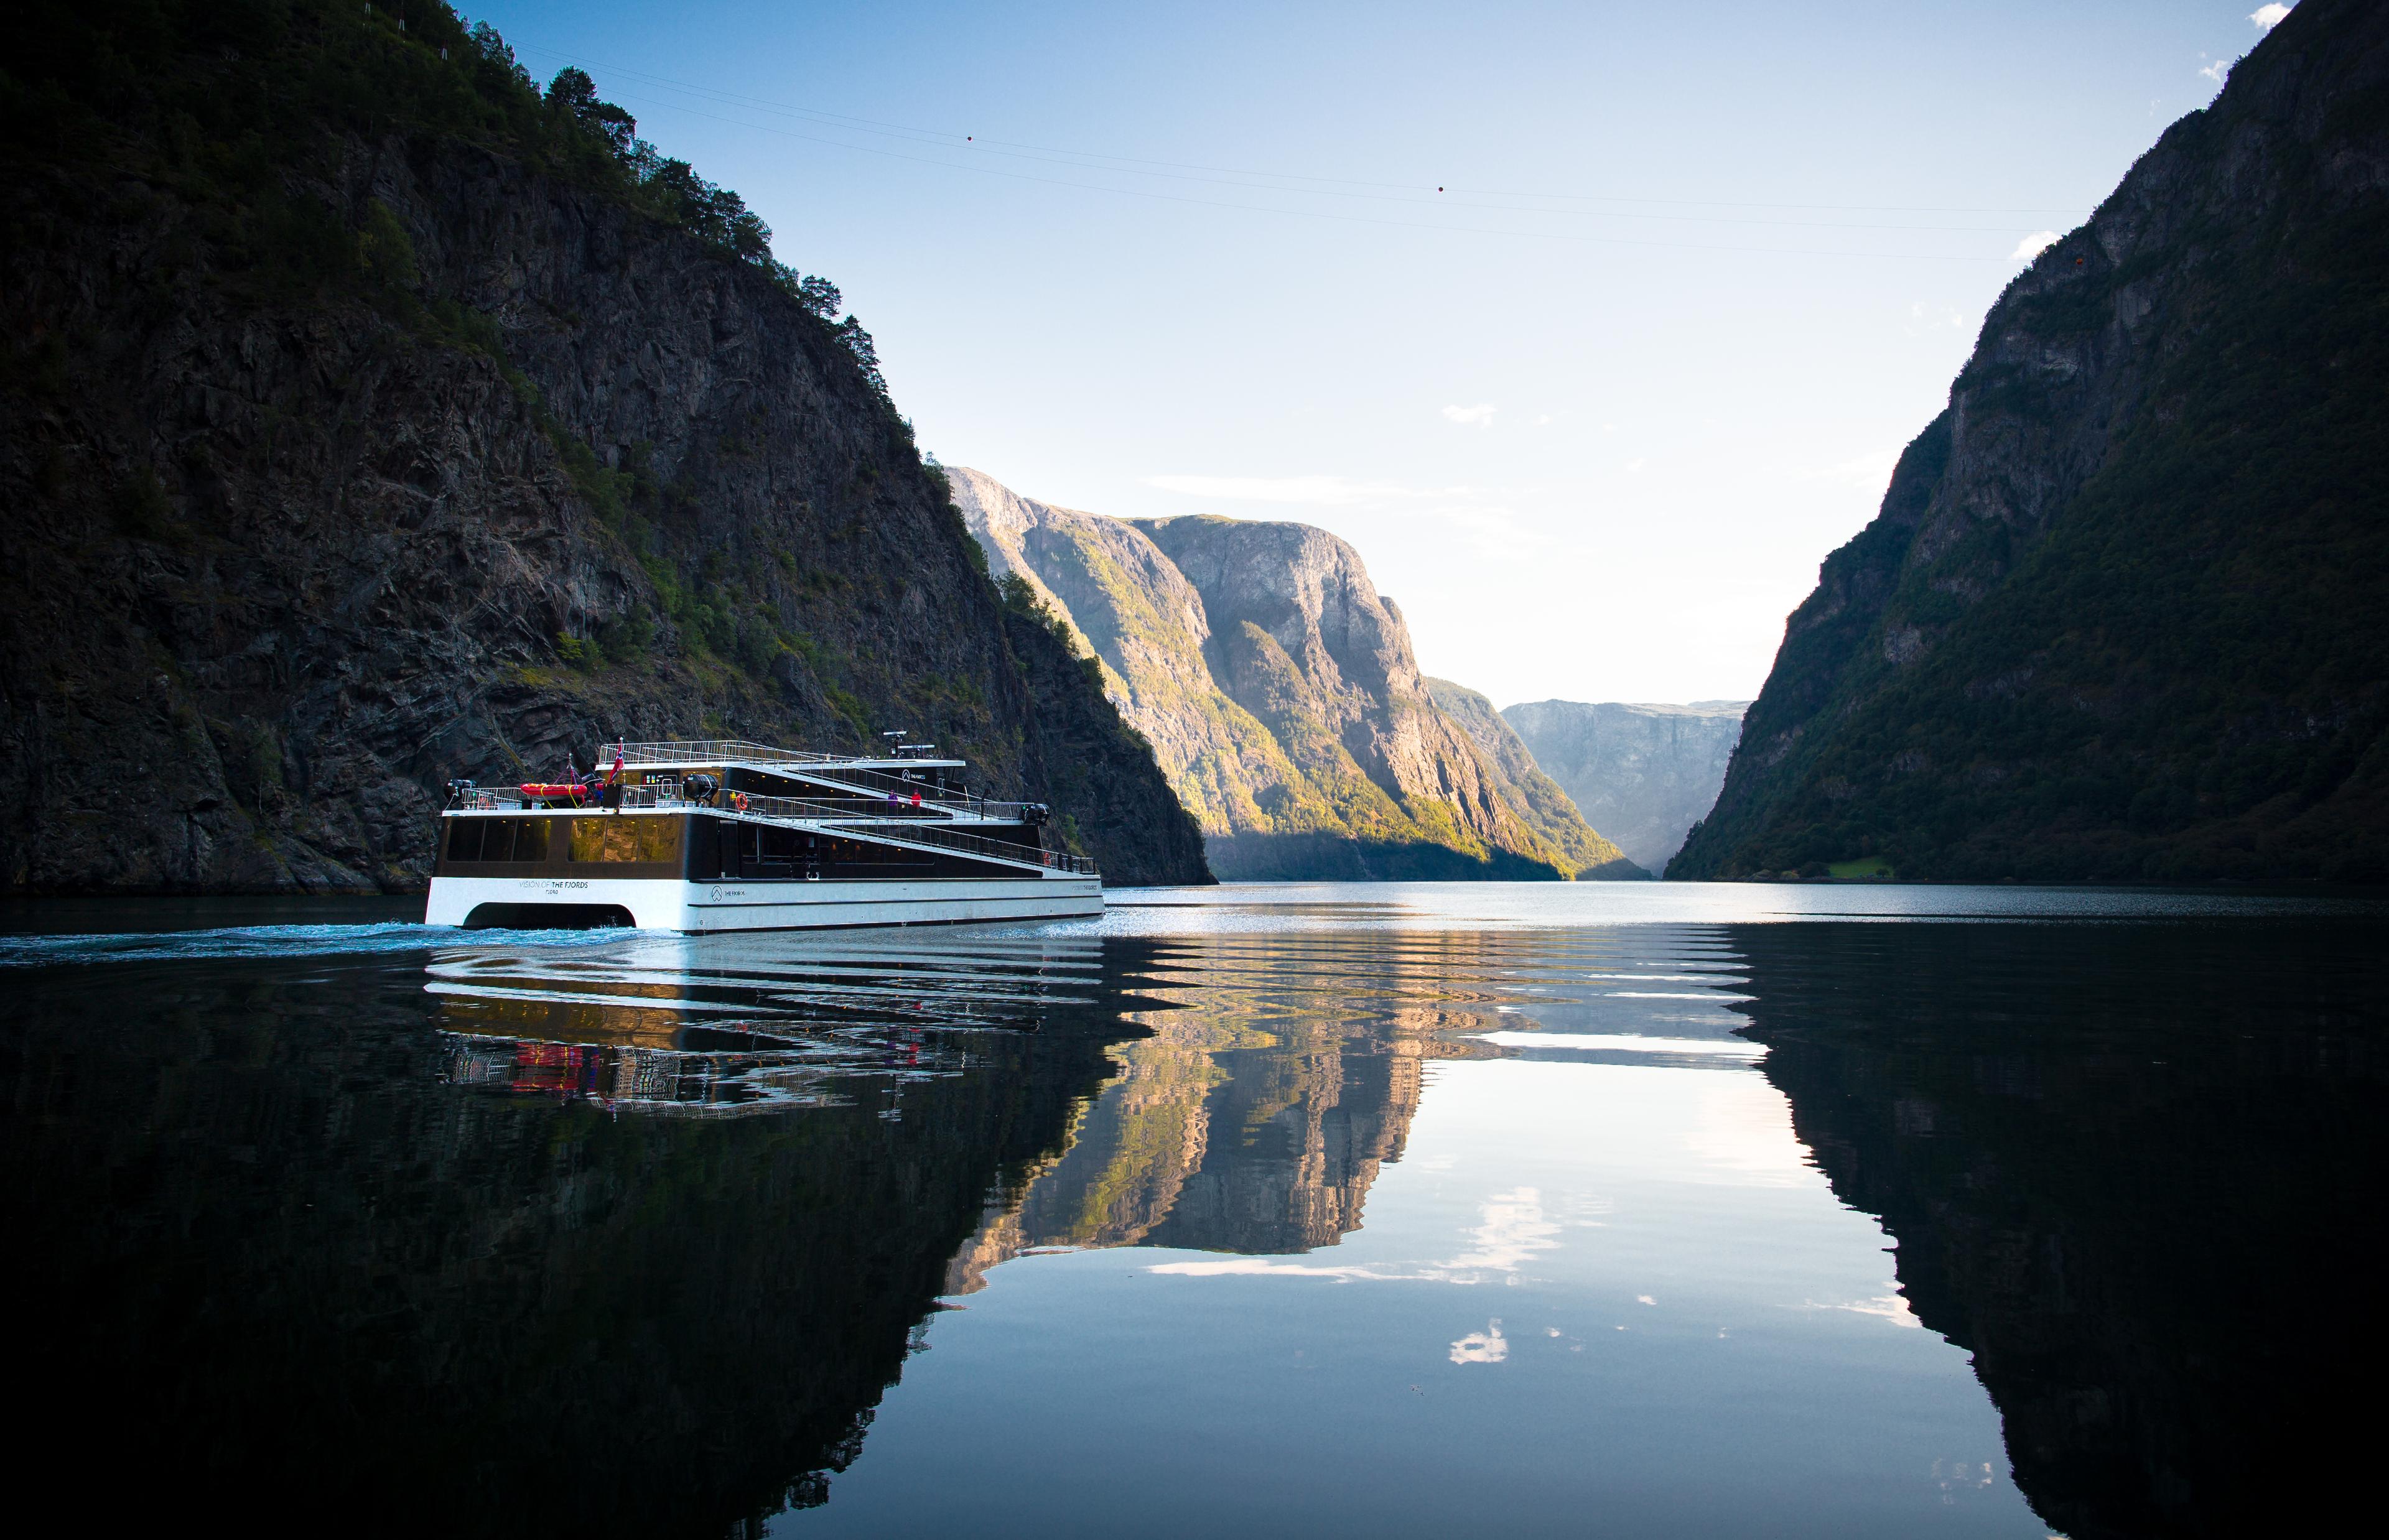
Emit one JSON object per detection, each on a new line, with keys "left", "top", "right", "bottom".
{"left": 1675, "top": 0, "right": 2389, "bottom": 883}
{"left": 954, "top": 470, "right": 1615, "bottom": 881}
{"left": 0, "top": 1, "right": 1208, "bottom": 889}
{"left": 1426, "top": 680, "right": 1644, "bottom": 878}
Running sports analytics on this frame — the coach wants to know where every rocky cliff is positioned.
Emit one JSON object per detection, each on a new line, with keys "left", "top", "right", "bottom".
{"left": 952, "top": 467, "right": 1318, "bottom": 840}
{"left": 1673, "top": 0, "right": 2389, "bottom": 881}
{"left": 1427, "top": 680, "right": 1644, "bottom": 878}
{"left": 1502, "top": 699, "right": 1746, "bottom": 874}
{"left": 955, "top": 468, "right": 1628, "bottom": 878}
{"left": 0, "top": 1, "right": 1208, "bottom": 893}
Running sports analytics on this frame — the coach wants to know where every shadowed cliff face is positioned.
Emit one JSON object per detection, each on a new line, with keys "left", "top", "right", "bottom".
{"left": 0, "top": 4, "right": 1204, "bottom": 892}
{"left": 1731, "top": 920, "right": 2389, "bottom": 1539}
{"left": 1675, "top": 0, "right": 2389, "bottom": 881}
{"left": 953, "top": 469, "right": 1600, "bottom": 879}
{"left": 2, "top": 939, "right": 1144, "bottom": 1536}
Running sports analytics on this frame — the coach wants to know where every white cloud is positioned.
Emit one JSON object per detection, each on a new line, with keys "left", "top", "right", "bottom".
{"left": 2010, "top": 230, "right": 2061, "bottom": 262}
{"left": 1147, "top": 1187, "right": 1563, "bottom": 1292}
{"left": 2252, "top": 4, "right": 2291, "bottom": 30}
{"left": 1626, "top": 458, "right": 1648, "bottom": 473}
{"left": 1793, "top": 448, "right": 1900, "bottom": 492}
{"left": 1443, "top": 1188, "right": 1560, "bottom": 1276}
{"left": 1905, "top": 301, "right": 1970, "bottom": 336}
{"left": 1441, "top": 402, "right": 1497, "bottom": 427}
{"left": 1147, "top": 1258, "right": 1382, "bottom": 1279}
{"left": 1449, "top": 1319, "right": 1508, "bottom": 1365}
{"left": 1803, "top": 1287, "right": 1922, "bottom": 1329}
{"left": 2200, "top": 57, "right": 2230, "bottom": 85}
{"left": 1142, "top": 473, "right": 1442, "bottom": 506}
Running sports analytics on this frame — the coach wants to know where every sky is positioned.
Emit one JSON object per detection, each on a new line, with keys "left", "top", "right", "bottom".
{"left": 467, "top": 1, "right": 2295, "bottom": 707}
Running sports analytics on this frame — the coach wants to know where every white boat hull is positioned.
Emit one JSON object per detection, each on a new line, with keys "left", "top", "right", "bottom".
{"left": 424, "top": 873, "right": 1104, "bottom": 932}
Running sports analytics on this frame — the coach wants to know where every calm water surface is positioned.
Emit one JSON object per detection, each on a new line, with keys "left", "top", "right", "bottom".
{"left": 6, "top": 883, "right": 2383, "bottom": 1538}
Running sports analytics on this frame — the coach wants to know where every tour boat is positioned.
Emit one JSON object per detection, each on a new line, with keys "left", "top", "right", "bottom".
{"left": 424, "top": 739, "right": 1102, "bottom": 932}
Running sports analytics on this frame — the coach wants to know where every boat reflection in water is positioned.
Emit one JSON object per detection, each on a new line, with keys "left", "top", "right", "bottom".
{"left": 5, "top": 923, "right": 1145, "bottom": 1538}
{"left": 9, "top": 896, "right": 2383, "bottom": 1539}
{"left": 426, "top": 928, "right": 1113, "bottom": 1115}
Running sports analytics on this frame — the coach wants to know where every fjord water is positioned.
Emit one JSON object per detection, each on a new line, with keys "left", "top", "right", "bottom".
{"left": 6, "top": 886, "right": 2383, "bottom": 1537}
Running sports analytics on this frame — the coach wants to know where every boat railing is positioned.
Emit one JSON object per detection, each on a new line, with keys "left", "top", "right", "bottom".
{"left": 785, "top": 762, "right": 980, "bottom": 815}
{"left": 444, "top": 787, "right": 1099, "bottom": 876}
{"left": 726, "top": 789, "right": 1094, "bottom": 875}
{"left": 606, "top": 739, "right": 845, "bottom": 768}
{"left": 597, "top": 741, "right": 989, "bottom": 817}
{"left": 819, "top": 816, "right": 1099, "bottom": 877}
{"left": 601, "top": 740, "right": 969, "bottom": 774}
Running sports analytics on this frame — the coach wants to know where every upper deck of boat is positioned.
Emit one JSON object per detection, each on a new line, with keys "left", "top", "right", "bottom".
{"left": 616, "top": 739, "right": 966, "bottom": 774}
{"left": 440, "top": 739, "right": 1097, "bottom": 876}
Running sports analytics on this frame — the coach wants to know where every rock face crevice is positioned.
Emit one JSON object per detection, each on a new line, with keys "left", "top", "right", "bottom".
{"left": 952, "top": 469, "right": 1634, "bottom": 879}
{"left": 1674, "top": 0, "right": 2389, "bottom": 881}
{"left": 0, "top": 9, "right": 1206, "bottom": 891}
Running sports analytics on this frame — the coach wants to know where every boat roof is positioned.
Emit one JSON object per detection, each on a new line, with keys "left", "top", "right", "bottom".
{"left": 601, "top": 739, "right": 964, "bottom": 771}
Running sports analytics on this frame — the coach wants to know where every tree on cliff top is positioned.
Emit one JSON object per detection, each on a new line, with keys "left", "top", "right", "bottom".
{"left": 3, "top": 2, "right": 891, "bottom": 399}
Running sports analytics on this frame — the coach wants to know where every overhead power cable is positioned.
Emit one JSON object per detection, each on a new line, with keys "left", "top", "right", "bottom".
{"left": 511, "top": 42, "right": 2072, "bottom": 261}
{"left": 515, "top": 42, "right": 2092, "bottom": 221}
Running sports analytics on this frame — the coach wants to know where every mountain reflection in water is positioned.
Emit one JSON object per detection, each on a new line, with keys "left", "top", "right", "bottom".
{"left": 4, "top": 889, "right": 2383, "bottom": 1538}
{"left": 6, "top": 927, "right": 1143, "bottom": 1536}
{"left": 1731, "top": 919, "right": 2389, "bottom": 1540}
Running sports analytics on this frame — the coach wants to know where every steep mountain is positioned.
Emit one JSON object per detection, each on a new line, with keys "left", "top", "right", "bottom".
{"left": 954, "top": 469, "right": 1628, "bottom": 879}
{"left": 1130, "top": 513, "right": 1593, "bottom": 880}
{"left": 1674, "top": 0, "right": 2389, "bottom": 881}
{"left": 1503, "top": 700, "right": 1748, "bottom": 874}
{"left": 0, "top": 1, "right": 1207, "bottom": 891}
{"left": 951, "top": 467, "right": 1316, "bottom": 837}
{"left": 1427, "top": 680, "right": 1644, "bottom": 878}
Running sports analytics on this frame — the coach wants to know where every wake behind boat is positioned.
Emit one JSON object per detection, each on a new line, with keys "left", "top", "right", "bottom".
{"left": 424, "top": 739, "right": 1101, "bottom": 932}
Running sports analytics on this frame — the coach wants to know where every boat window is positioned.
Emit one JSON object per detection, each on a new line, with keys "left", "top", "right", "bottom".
{"left": 447, "top": 820, "right": 485, "bottom": 863}
{"left": 515, "top": 820, "right": 551, "bottom": 863}
{"left": 636, "top": 818, "right": 680, "bottom": 864}
{"left": 484, "top": 819, "right": 518, "bottom": 864}
{"left": 753, "top": 823, "right": 799, "bottom": 874}
{"left": 564, "top": 816, "right": 667, "bottom": 864}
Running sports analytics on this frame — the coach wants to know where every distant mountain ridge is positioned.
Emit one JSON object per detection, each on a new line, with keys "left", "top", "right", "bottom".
{"left": 1674, "top": 0, "right": 2389, "bottom": 881}
{"left": 1429, "top": 681, "right": 1649, "bottom": 879}
{"left": 1502, "top": 700, "right": 1748, "bottom": 875}
{"left": 951, "top": 468, "right": 1638, "bottom": 879}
